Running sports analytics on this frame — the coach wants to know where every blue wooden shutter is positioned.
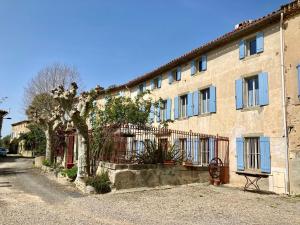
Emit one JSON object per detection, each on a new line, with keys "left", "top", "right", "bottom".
{"left": 150, "top": 80, "right": 155, "bottom": 90}
{"left": 187, "top": 93, "right": 193, "bottom": 117}
{"left": 258, "top": 72, "right": 269, "bottom": 106}
{"left": 176, "top": 67, "right": 181, "bottom": 80}
{"left": 193, "top": 138, "right": 199, "bottom": 164}
{"left": 235, "top": 79, "right": 243, "bottom": 109}
{"left": 239, "top": 40, "right": 245, "bottom": 59}
{"left": 201, "top": 55, "right": 207, "bottom": 71}
{"left": 168, "top": 71, "right": 173, "bottom": 84}
{"left": 140, "top": 141, "right": 145, "bottom": 153}
{"left": 193, "top": 91, "right": 199, "bottom": 116}
{"left": 166, "top": 98, "right": 172, "bottom": 120}
{"left": 297, "top": 65, "right": 300, "bottom": 98}
{"left": 136, "top": 141, "right": 140, "bottom": 155}
{"left": 187, "top": 137, "right": 192, "bottom": 161}
{"left": 191, "top": 60, "right": 196, "bottom": 75}
{"left": 209, "top": 86, "right": 216, "bottom": 113}
{"left": 236, "top": 138, "right": 245, "bottom": 171}
{"left": 209, "top": 138, "right": 215, "bottom": 162}
{"left": 256, "top": 32, "right": 264, "bottom": 53}
{"left": 156, "top": 104, "right": 160, "bottom": 123}
{"left": 174, "top": 96, "right": 179, "bottom": 119}
{"left": 143, "top": 82, "right": 146, "bottom": 92}
{"left": 150, "top": 104, "right": 155, "bottom": 123}
{"left": 260, "top": 136, "right": 271, "bottom": 173}
{"left": 158, "top": 76, "right": 162, "bottom": 88}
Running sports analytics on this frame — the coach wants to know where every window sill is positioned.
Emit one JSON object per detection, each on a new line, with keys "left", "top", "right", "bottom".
{"left": 241, "top": 53, "right": 262, "bottom": 61}
{"left": 241, "top": 106, "right": 262, "bottom": 112}
{"left": 198, "top": 112, "right": 212, "bottom": 117}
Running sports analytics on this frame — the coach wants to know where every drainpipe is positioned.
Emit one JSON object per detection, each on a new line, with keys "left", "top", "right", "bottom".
{"left": 280, "top": 12, "right": 290, "bottom": 194}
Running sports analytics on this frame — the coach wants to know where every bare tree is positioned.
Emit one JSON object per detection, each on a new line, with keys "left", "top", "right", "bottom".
{"left": 24, "top": 63, "right": 81, "bottom": 163}
{"left": 24, "top": 63, "right": 81, "bottom": 109}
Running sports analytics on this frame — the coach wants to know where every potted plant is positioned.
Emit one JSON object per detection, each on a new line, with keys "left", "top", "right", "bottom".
{"left": 163, "top": 143, "right": 180, "bottom": 165}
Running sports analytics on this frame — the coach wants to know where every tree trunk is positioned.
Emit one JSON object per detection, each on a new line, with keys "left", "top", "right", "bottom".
{"left": 77, "top": 131, "right": 90, "bottom": 177}
{"left": 44, "top": 125, "right": 54, "bottom": 163}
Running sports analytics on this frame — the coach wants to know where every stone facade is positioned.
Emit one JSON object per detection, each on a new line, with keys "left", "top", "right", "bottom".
{"left": 97, "top": 162, "right": 209, "bottom": 190}
{"left": 284, "top": 12, "right": 300, "bottom": 195}
{"left": 95, "top": 2, "right": 300, "bottom": 194}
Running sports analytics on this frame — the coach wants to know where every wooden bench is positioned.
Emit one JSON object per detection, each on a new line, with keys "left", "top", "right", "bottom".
{"left": 236, "top": 171, "right": 269, "bottom": 191}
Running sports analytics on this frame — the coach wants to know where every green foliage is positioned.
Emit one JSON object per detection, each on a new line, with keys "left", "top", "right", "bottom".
{"left": 0, "top": 135, "right": 11, "bottom": 149}
{"left": 90, "top": 92, "right": 160, "bottom": 168}
{"left": 42, "top": 159, "right": 51, "bottom": 167}
{"left": 85, "top": 171, "right": 111, "bottom": 194}
{"left": 62, "top": 166, "right": 78, "bottom": 181}
{"left": 18, "top": 123, "right": 46, "bottom": 155}
{"left": 136, "top": 140, "right": 163, "bottom": 164}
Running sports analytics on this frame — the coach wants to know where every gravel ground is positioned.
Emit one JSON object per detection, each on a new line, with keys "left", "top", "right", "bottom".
{"left": 0, "top": 156, "right": 299, "bottom": 225}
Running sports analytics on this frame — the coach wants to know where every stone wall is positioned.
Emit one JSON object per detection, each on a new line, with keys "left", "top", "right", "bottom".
{"left": 97, "top": 162, "right": 209, "bottom": 190}
{"left": 284, "top": 13, "right": 300, "bottom": 195}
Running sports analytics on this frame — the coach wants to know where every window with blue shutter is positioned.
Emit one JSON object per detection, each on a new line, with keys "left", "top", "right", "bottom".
{"left": 236, "top": 138, "right": 244, "bottom": 171}
{"left": 187, "top": 93, "right": 193, "bottom": 117}
{"left": 235, "top": 79, "right": 243, "bottom": 109}
{"left": 193, "top": 138, "right": 199, "bottom": 164}
{"left": 193, "top": 91, "right": 199, "bottom": 116}
{"left": 260, "top": 136, "right": 271, "bottom": 173}
{"left": 258, "top": 72, "right": 269, "bottom": 106}
{"left": 140, "top": 141, "right": 145, "bottom": 153}
{"left": 174, "top": 96, "right": 179, "bottom": 119}
{"left": 256, "top": 32, "right": 264, "bottom": 53}
{"left": 209, "top": 86, "right": 216, "bottom": 113}
{"left": 200, "top": 55, "right": 207, "bottom": 71}
{"left": 239, "top": 40, "right": 245, "bottom": 59}
{"left": 143, "top": 82, "right": 146, "bottom": 92}
{"left": 158, "top": 76, "right": 162, "bottom": 88}
{"left": 191, "top": 60, "right": 196, "bottom": 76}
{"left": 297, "top": 64, "right": 300, "bottom": 98}
{"left": 209, "top": 138, "right": 215, "bottom": 162}
{"left": 176, "top": 67, "right": 181, "bottom": 81}
{"left": 150, "top": 80, "right": 155, "bottom": 90}
{"left": 168, "top": 71, "right": 173, "bottom": 84}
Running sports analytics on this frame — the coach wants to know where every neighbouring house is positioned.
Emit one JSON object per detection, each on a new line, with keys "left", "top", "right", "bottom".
{"left": 11, "top": 120, "right": 31, "bottom": 156}
{"left": 64, "top": 1, "right": 300, "bottom": 194}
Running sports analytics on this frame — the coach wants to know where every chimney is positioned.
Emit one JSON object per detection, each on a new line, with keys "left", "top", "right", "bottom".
{"left": 234, "top": 20, "right": 253, "bottom": 29}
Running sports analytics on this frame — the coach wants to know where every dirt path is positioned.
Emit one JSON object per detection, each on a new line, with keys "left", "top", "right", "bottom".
{"left": 0, "top": 155, "right": 299, "bottom": 225}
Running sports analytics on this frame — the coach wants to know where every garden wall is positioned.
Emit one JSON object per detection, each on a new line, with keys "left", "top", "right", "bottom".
{"left": 97, "top": 161, "right": 209, "bottom": 190}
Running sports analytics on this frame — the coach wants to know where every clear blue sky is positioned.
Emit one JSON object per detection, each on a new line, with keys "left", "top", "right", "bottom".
{"left": 0, "top": 0, "right": 288, "bottom": 136}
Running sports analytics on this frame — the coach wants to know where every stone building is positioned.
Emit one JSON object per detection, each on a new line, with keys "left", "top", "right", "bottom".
{"left": 94, "top": 1, "right": 300, "bottom": 194}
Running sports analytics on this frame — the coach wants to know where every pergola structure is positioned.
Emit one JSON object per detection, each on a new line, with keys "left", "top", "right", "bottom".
{"left": 0, "top": 109, "right": 8, "bottom": 138}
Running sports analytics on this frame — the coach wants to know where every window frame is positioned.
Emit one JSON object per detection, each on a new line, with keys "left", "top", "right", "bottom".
{"left": 244, "top": 75, "right": 259, "bottom": 108}
{"left": 179, "top": 94, "right": 188, "bottom": 118}
{"left": 160, "top": 100, "right": 167, "bottom": 122}
{"left": 171, "top": 69, "right": 180, "bottom": 81}
{"left": 244, "top": 137, "right": 261, "bottom": 172}
{"left": 199, "top": 88, "right": 210, "bottom": 114}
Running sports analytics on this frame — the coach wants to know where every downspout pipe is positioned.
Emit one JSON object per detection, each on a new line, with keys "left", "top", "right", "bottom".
{"left": 280, "top": 12, "right": 290, "bottom": 194}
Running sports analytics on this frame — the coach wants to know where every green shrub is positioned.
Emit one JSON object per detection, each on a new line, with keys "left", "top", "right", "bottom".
{"left": 42, "top": 159, "right": 51, "bottom": 167}
{"left": 86, "top": 171, "right": 111, "bottom": 194}
{"left": 65, "top": 166, "right": 77, "bottom": 181}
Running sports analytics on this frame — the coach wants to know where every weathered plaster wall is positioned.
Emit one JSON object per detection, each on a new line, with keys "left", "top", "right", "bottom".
{"left": 284, "top": 13, "right": 300, "bottom": 195}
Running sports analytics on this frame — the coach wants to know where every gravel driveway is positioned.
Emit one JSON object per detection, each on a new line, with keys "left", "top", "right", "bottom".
{"left": 0, "top": 156, "right": 299, "bottom": 225}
